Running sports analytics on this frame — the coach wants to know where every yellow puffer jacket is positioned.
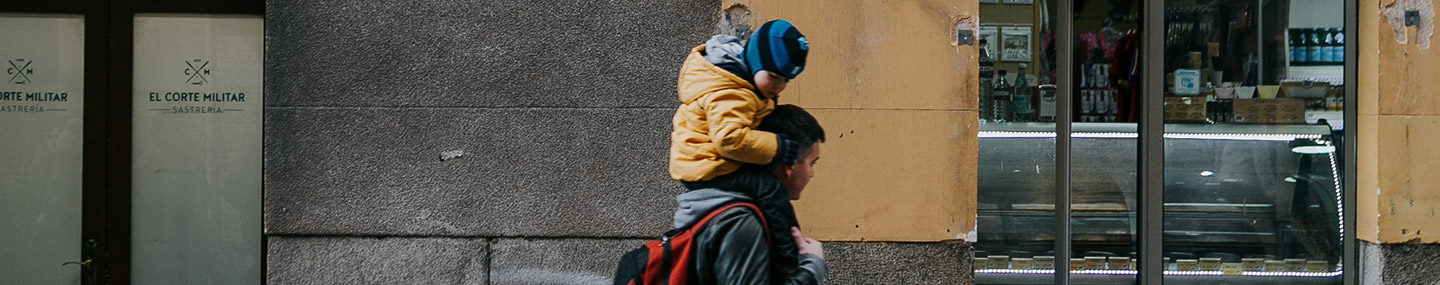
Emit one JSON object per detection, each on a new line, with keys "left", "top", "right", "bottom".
{"left": 669, "top": 45, "right": 778, "bottom": 182}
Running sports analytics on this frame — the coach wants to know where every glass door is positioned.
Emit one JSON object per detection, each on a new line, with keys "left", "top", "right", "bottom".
{"left": 2, "top": 1, "right": 263, "bottom": 284}
{"left": 0, "top": 13, "right": 89, "bottom": 285}
{"left": 128, "top": 14, "right": 263, "bottom": 284}
{"left": 1155, "top": 0, "right": 1351, "bottom": 284}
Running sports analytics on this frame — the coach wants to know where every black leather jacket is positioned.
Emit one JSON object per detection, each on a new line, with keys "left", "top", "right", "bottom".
{"left": 681, "top": 192, "right": 828, "bottom": 285}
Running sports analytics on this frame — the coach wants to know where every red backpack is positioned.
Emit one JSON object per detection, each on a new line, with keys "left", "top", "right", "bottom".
{"left": 613, "top": 202, "right": 769, "bottom": 285}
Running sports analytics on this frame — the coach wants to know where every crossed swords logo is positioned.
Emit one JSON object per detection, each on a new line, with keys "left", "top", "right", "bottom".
{"left": 184, "top": 59, "right": 211, "bottom": 85}
{"left": 7, "top": 59, "right": 33, "bottom": 85}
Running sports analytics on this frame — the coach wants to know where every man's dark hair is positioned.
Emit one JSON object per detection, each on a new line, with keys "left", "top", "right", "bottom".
{"left": 757, "top": 104, "right": 825, "bottom": 166}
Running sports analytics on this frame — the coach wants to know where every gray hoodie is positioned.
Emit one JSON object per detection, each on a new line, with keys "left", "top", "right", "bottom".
{"left": 703, "top": 34, "right": 754, "bottom": 82}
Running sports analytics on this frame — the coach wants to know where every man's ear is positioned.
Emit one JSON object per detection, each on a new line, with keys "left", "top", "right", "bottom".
{"left": 781, "top": 163, "right": 795, "bottom": 178}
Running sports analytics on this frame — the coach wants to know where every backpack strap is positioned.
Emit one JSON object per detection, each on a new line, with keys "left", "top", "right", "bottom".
{"left": 690, "top": 202, "right": 769, "bottom": 244}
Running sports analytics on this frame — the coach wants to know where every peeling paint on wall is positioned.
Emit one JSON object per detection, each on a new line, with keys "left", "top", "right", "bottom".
{"left": 953, "top": 14, "right": 977, "bottom": 46}
{"left": 718, "top": 4, "right": 753, "bottom": 39}
{"left": 439, "top": 150, "right": 465, "bottom": 161}
{"left": 1382, "top": 0, "right": 1435, "bottom": 48}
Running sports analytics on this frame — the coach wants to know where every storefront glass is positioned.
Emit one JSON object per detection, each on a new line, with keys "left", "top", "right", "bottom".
{"left": 976, "top": 0, "right": 1350, "bottom": 284}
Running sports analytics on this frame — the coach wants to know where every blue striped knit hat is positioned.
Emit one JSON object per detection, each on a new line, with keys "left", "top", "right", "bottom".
{"left": 742, "top": 19, "right": 808, "bottom": 79}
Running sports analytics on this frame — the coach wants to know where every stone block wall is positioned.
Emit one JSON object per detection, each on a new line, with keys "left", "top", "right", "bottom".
{"left": 263, "top": 0, "right": 975, "bottom": 284}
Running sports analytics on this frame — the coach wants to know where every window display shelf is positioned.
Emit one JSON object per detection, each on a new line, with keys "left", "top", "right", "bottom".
{"left": 975, "top": 121, "right": 1341, "bottom": 283}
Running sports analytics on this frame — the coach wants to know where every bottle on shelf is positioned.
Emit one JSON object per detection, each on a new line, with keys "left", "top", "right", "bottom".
{"left": 993, "top": 69, "right": 1013, "bottom": 123}
{"left": 1327, "top": 85, "right": 1344, "bottom": 111}
{"left": 1012, "top": 64, "right": 1032, "bottom": 122}
{"left": 1307, "top": 28, "right": 1325, "bottom": 64}
{"left": 1290, "top": 28, "right": 1307, "bottom": 66}
{"left": 1330, "top": 28, "right": 1345, "bottom": 64}
{"left": 979, "top": 39, "right": 995, "bottom": 122}
{"left": 1322, "top": 28, "right": 1338, "bottom": 65}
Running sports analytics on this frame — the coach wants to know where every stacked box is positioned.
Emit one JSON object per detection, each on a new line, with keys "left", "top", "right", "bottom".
{"left": 1233, "top": 98, "right": 1305, "bottom": 124}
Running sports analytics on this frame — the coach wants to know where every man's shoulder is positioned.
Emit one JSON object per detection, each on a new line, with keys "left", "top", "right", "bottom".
{"left": 693, "top": 204, "right": 768, "bottom": 253}
{"left": 698, "top": 204, "right": 767, "bottom": 236}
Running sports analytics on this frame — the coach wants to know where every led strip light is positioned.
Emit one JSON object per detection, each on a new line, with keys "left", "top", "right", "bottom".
{"left": 1331, "top": 150, "right": 1345, "bottom": 272}
{"left": 975, "top": 269, "right": 1343, "bottom": 277}
{"left": 978, "top": 131, "right": 1322, "bottom": 141}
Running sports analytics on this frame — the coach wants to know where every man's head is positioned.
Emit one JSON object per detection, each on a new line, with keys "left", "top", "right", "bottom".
{"left": 743, "top": 19, "right": 808, "bottom": 99}
{"left": 756, "top": 104, "right": 825, "bottom": 200}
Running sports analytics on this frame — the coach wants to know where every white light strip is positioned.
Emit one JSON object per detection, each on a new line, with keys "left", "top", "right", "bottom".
{"left": 975, "top": 269, "right": 1343, "bottom": 277}
{"left": 1076, "top": 132, "right": 1137, "bottom": 139}
{"left": 978, "top": 131, "right": 1321, "bottom": 141}
{"left": 1164, "top": 133, "right": 1319, "bottom": 141}
{"left": 978, "top": 131, "right": 1055, "bottom": 138}
{"left": 1331, "top": 150, "right": 1345, "bottom": 273}
{"left": 1243, "top": 271, "right": 1344, "bottom": 277}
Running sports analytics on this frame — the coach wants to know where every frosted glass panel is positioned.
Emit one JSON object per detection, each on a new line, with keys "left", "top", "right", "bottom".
{"left": 0, "top": 14, "right": 86, "bottom": 285}
{"left": 131, "top": 14, "right": 262, "bottom": 284}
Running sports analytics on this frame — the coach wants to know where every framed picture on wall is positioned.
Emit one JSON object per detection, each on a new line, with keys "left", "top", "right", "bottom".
{"left": 1000, "top": 25, "right": 1033, "bottom": 62}
{"left": 980, "top": 0, "right": 999, "bottom": 4}
{"left": 1002, "top": 0, "right": 1034, "bottom": 4}
{"left": 979, "top": 26, "right": 999, "bottom": 57}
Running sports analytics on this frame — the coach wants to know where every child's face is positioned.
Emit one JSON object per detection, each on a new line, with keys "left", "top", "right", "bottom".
{"left": 754, "top": 70, "right": 789, "bottom": 99}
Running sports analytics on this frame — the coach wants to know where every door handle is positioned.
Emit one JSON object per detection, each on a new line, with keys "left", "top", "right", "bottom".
{"left": 62, "top": 259, "right": 92, "bottom": 267}
{"left": 63, "top": 238, "right": 97, "bottom": 272}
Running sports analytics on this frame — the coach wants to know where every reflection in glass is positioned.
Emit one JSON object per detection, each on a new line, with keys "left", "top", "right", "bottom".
{"left": 975, "top": 0, "right": 1061, "bottom": 283}
{"left": 1160, "top": 0, "right": 1346, "bottom": 283}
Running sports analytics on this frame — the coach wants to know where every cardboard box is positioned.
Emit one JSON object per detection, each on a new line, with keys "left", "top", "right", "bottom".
{"left": 1233, "top": 98, "right": 1305, "bottom": 124}
{"left": 1012, "top": 258, "right": 1033, "bottom": 269}
{"left": 1242, "top": 258, "right": 1265, "bottom": 271}
{"left": 1265, "top": 260, "right": 1285, "bottom": 272}
{"left": 989, "top": 255, "right": 1011, "bottom": 269}
{"left": 1222, "top": 263, "right": 1245, "bottom": 276}
{"left": 1085, "top": 256, "right": 1106, "bottom": 270}
{"left": 1164, "top": 96, "right": 1207, "bottom": 122}
{"left": 1108, "top": 257, "right": 1132, "bottom": 270}
{"left": 1284, "top": 258, "right": 1306, "bottom": 271}
{"left": 1199, "top": 257, "right": 1222, "bottom": 271}
{"left": 1177, "top": 259, "right": 1199, "bottom": 271}
{"left": 1280, "top": 80, "right": 1331, "bottom": 98}
{"left": 1034, "top": 256, "right": 1055, "bottom": 269}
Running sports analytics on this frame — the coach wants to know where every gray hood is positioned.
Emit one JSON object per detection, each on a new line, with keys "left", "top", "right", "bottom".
{"left": 704, "top": 34, "right": 751, "bottom": 79}
{"left": 673, "top": 188, "right": 749, "bottom": 229}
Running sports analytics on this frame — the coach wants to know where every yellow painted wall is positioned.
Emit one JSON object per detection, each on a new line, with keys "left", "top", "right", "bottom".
{"left": 726, "top": 0, "right": 980, "bottom": 242}
{"left": 1359, "top": 0, "right": 1440, "bottom": 243}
